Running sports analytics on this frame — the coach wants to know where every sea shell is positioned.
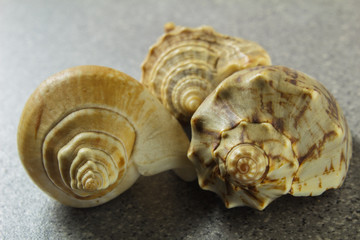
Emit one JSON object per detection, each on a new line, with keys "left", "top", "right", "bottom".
{"left": 188, "top": 66, "right": 352, "bottom": 210}
{"left": 141, "top": 23, "right": 271, "bottom": 122}
{"left": 17, "top": 65, "right": 196, "bottom": 208}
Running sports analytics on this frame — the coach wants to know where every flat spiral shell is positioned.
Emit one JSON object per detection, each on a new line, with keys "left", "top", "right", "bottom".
{"left": 188, "top": 66, "right": 352, "bottom": 210}
{"left": 42, "top": 108, "right": 134, "bottom": 199}
{"left": 18, "top": 65, "right": 196, "bottom": 207}
{"left": 141, "top": 23, "right": 271, "bottom": 122}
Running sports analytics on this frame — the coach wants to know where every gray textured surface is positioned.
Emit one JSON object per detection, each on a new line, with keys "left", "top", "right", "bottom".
{"left": 1, "top": 0, "right": 359, "bottom": 239}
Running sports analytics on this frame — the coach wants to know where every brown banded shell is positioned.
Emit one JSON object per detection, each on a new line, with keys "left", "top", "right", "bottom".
{"left": 188, "top": 66, "right": 352, "bottom": 210}
{"left": 17, "top": 65, "right": 196, "bottom": 208}
{"left": 141, "top": 23, "right": 271, "bottom": 122}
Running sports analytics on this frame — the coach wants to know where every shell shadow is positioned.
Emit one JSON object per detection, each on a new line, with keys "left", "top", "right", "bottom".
{"left": 50, "top": 134, "right": 359, "bottom": 239}
{"left": 51, "top": 173, "right": 221, "bottom": 239}
{"left": 182, "top": 122, "right": 192, "bottom": 140}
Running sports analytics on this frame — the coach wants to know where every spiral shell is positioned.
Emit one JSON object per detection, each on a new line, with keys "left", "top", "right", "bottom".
{"left": 18, "top": 65, "right": 196, "bottom": 207}
{"left": 188, "top": 66, "right": 352, "bottom": 210}
{"left": 141, "top": 23, "right": 271, "bottom": 122}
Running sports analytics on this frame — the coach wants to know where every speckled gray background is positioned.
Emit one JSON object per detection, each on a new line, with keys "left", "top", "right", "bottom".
{"left": 1, "top": 0, "right": 359, "bottom": 239}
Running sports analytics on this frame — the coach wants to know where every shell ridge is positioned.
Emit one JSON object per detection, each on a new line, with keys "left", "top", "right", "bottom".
{"left": 141, "top": 23, "right": 271, "bottom": 122}
{"left": 58, "top": 131, "right": 126, "bottom": 188}
{"left": 42, "top": 108, "right": 134, "bottom": 199}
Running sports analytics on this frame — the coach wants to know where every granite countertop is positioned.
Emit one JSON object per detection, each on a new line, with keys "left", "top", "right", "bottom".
{"left": 1, "top": 0, "right": 359, "bottom": 239}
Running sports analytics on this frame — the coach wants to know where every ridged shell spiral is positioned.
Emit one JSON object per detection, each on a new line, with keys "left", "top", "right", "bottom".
{"left": 188, "top": 66, "right": 352, "bottom": 210}
{"left": 18, "top": 65, "right": 195, "bottom": 207}
{"left": 141, "top": 23, "right": 271, "bottom": 122}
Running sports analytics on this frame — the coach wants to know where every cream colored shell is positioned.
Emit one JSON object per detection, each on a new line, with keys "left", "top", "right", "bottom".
{"left": 18, "top": 65, "right": 196, "bottom": 208}
{"left": 188, "top": 66, "right": 352, "bottom": 210}
{"left": 141, "top": 23, "right": 271, "bottom": 122}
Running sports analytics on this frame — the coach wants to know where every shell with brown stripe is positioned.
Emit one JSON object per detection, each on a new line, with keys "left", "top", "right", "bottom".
{"left": 188, "top": 65, "right": 352, "bottom": 210}
{"left": 141, "top": 23, "right": 271, "bottom": 123}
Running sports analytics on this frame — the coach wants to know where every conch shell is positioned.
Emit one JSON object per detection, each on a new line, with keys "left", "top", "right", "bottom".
{"left": 188, "top": 66, "right": 352, "bottom": 210}
{"left": 17, "top": 65, "right": 196, "bottom": 207}
{"left": 141, "top": 23, "right": 271, "bottom": 122}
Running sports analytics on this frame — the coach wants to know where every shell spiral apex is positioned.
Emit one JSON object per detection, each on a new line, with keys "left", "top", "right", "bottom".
{"left": 17, "top": 65, "right": 196, "bottom": 208}
{"left": 141, "top": 23, "right": 271, "bottom": 122}
{"left": 188, "top": 65, "right": 352, "bottom": 210}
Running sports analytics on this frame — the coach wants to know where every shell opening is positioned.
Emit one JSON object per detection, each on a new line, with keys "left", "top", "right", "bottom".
{"left": 225, "top": 144, "right": 269, "bottom": 186}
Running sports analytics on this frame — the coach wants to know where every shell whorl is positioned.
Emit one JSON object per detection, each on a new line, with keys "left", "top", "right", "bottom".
{"left": 223, "top": 144, "right": 269, "bottom": 186}
{"left": 42, "top": 108, "right": 135, "bottom": 199}
{"left": 188, "top": 66, "right": 352, "bottom": 210}
{"left": 141, "top": 23, "right": 271, "bottom": 122}
{"left": 18, "top": 65, "right": 195, "bottom": 207}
